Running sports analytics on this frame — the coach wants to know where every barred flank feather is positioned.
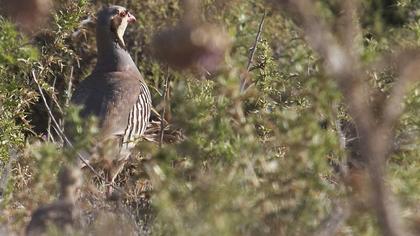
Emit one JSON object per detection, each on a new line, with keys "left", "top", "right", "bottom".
{"left": 121, "top": 83, "right": 152, "bottom": 153}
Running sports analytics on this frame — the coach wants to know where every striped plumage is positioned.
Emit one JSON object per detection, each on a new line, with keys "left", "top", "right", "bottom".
{"left": 69, "top": 6, "right": 151, "bottom": 196}
{"left": 121, "top": 83, "right": 152, "bottom": 154}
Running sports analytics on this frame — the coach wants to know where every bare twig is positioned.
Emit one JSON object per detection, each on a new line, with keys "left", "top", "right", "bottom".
{"left": 47, "top": 77, "right": 57, "bottom": 143}
{"left": 31, "top": 70, "right": 126, "bottom": 194}
{"left": 240, "top": 11, "right": 267, "bottom": 92}
{"left": 160, "top": 67, "right": 171, "bottom": 148}
{"left": 47, "top": 115, "right": 54, "bottom": 143}
{"left": 65, "top": 66, "right": 74, "bottom": 108}
{"left": 50, "top": 76, "right": 64, "bottom": 116}
{"left": 32, "top": 71, "right": 64, "bottom": 142}
{"left": 247, "top": 11, "right": 266, "bottom": 71}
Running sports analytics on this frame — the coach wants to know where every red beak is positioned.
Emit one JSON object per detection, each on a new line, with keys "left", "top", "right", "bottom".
{"left": 127, "top": 12, "right": 136, "bottom": 23}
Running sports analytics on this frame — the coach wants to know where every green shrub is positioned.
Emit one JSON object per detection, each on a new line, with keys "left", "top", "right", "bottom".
{"left": 0, "top": 0, "right": 419, "bottom": 235}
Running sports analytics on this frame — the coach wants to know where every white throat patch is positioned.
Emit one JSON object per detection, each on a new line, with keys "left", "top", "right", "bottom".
{"left": 111, "top": 15, "right": 129, "bottom": 49}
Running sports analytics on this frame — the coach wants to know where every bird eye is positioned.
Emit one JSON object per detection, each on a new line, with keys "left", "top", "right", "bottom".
{"left": 119, "top": 10, "right": 128, "bottom": 17}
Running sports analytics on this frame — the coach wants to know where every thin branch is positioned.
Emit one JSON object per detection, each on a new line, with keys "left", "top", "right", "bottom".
{"left": 247, "top": 11, "right": 266, "bottom": 71}
{"left": 50, "top": 76, "right": 65, "bottom": 116}
{"left": 47, "top": 115, "right": 54, "bottom": 143}
{"left": 240, "top": 11, "right": 266, "bottom": 92}
{"left": 32, "top": 70, "right": 64, "bottom": 142}
{"left": 65, "top": 66, "right": 74, "bottom": 108}
{"left": 47, "top": 77, "right": 57, "bottom": 143}
{"left": 160, "top": 67, "right": 171, "bottom": 148}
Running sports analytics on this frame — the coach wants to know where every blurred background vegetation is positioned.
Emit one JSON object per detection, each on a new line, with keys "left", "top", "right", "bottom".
{"left": 0, "top": 0, "right": 419, "bottom": 235}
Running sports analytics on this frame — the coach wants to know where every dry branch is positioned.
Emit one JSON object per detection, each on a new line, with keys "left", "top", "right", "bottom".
{"left": 313, "top": 201, "right": 350, "bottom": 236}
{"left": 240, "top": 11, "right": 267, "bottom": 92}
{"left": 160, "top": 67, "right": 171, "bottom": 148}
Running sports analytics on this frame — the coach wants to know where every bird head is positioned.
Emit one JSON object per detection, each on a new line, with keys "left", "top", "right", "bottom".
{"left": 97, "top": 5, "right": 136, "bottom": 50}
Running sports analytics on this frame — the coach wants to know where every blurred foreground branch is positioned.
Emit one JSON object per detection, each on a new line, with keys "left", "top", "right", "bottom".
{"left": 313, "top": 201, "right": 350, "bottom": 236}
{"left": 152, "top": 0, "right": 230, "bottom": 73}
{"left": 1, "top": 0, "right": 53, "bottom": 33}
{"left": 272, "top": 0, "right": 420, "bottom": 235}
{"left": 0, "top": 148, "right": 19, "bottom": 201}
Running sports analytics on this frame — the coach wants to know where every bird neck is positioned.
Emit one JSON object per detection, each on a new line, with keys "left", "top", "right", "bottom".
{"left": 60, "top": 186, "right": 77, "bottom": 204}
{"left": 95, "top": 29, "right": 138, "bottom": 73}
